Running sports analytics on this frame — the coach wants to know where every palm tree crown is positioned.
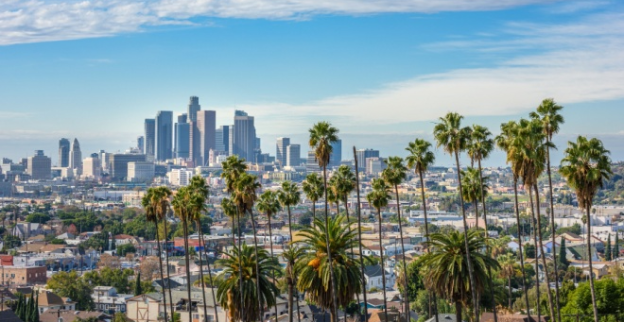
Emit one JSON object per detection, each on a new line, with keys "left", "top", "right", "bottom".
{"left": 530, "top": 98, "right": 564, "bottom": 141}
{"left": 405, "top": 139, "right": 436, "bottom": 175}
{"left": 302, "top": 173, "right": 324, "bottom": 204}
{"left": 433, "top": 112, "right": 471, "bottom": 155}
{"left": 309, "top": 122, "right": 339, "bottom": 168}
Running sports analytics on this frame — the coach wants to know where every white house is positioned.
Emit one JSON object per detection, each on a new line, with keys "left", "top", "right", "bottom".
{"left": 363, "top": 265, "right": 396, "bottom": 290}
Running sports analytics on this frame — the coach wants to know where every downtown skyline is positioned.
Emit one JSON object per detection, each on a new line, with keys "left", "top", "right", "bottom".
{"left": 1, "top": 0, "right": 624, "bottom": 165}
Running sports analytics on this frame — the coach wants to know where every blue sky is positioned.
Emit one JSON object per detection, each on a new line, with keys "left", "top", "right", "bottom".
{"left": 1, "top": 0, "right": 623, "bottom": 166}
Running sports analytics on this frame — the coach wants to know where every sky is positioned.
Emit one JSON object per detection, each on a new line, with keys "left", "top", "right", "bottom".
{"left": 1, "top": 0, "right": 623, "bottom": 167}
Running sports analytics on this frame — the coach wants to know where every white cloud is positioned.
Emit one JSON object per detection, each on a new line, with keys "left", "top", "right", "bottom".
{"left": 0, "top": 0, "right": 555, "bottom": 45}
{"left": 225, "top": 10, "right": 624, "bottom": 135}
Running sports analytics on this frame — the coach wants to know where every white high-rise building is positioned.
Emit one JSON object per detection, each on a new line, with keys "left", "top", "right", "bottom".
{"left": 82, "top": 156, "right": 101, "bottom": 180}
{"left": 127, "top": 162, "right": 155, "bottom": 182}
{"left": 286, "top": 144, "right": 300, "bottom": 167}
{"left": 167, "top": 169, "right": 195, "bottom": 186}
{"left": 69, "top": 138, "right": 82, "bottom": 174}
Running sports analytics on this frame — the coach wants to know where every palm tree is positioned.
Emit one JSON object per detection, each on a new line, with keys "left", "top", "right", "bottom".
{"left": 517, "top": 118, "right": 556, "bottom": 321}
{"left": 560, "top": 136, "right": 612, "bottom": 322}
{"left": 232, "top": 172, "right": 264, "bottom": 320}
{"left": 460, "top": 167, "right": 488, "bottom": 225}
{"left": 277, "top": 180, "right": 301, "bottom": 322}
{"left": 530, "top": 98, "right": 564, "bottom": 322}
{"left": 141, "top": 187, "right": 172, "bottom": 322}
{"left": 216, "top": 243, "right": 281, "bottom": 322}
{"left": 172, "top": 187, "right": 195, "bottom": 322}
{"left": 496, "top": 121, "right": 531, "bottom": 319}
{"left": 309, "top": 121, "right": 340, "bottom": 321}
{"left": 497, "top": 254, "right": 519, "bottom": 309}
{"left": 302, "top": 173, "right": 324, "bottom": 226}
{"left": 296, "top": 215, "right": 364, "bottom": 322}
{"left": 257, "top": 191, "right": 283, "bottom": 320}
{"left": 433, "top": 112, "right": 479, "bottom": 320}
{"left": 282, "top": 245, "right": 304, "bottom": 322}
{"left": 418, "top": 230, "right": 499, "bottom": 322}
{"left": 366, "top": 178, "right": 391, "bottom": 321}
{"left": 467, "top": 124, "right": 494, "bottom": 233}
{"left": 352, "top": 146, "right": 369, "bottom": 322}
{"left": 381, "top": 156, "right": 410, "bottom": 320}
{"left": 220, "top": 155, "right": 248, "bottom": 319}
{"left": 405, "top": 138, "right": 436, "bottom": 244}
{"left": 188, "top": 176, "right": 219, "bottom": 322}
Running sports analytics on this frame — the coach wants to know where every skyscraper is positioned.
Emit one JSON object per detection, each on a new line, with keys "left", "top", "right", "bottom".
{"left": 276, "top": 137, "right": 290, "bottom": 167}
{"left": 190, "top": 110, "right": 216, "bottom": 166}
{"left": 215, "top": 125, "right": 230, "bottom": 153}
{"left": 155, "top": 111, "right": 173, "bottom": 161}
{"left": 69, "top": 138, "right": 82, "bottom": 174}
{"left": 175, "top": 114, "right": 190, "bottom": 159}
{"left": 187, "top": 96, "right": 201, "bottom": 122}
{"left": 27, "top": 150, "right": 51, "bottom": 180}
{"left": 83, "top": 155, "right": 101, "bottom": 179}
{"left": 306, "top": 151, "right": 321, "bottom": 172}
{"left": 144, "top": 119, "right": 155, "bottom": 158}
{"left": 58, "top": 138, "right": 70, "bottom": 167}
{"left": 137, "top": 136, "right": 144, "bottom": 153}
{"left": 231, "top": 110, "right": 256, "bottom": 161}
{"left": 330, "top": 139, "right": 342, "bottom": 167}
{"left": 355, "top": 148, "right": 380, "bottom": 171}
{"left": 286, "top": 144, "right": 300, "bottom": 167}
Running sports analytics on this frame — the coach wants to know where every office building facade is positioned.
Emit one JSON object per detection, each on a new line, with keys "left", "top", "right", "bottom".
{"left": 137, "top": 136, "right": 144, "bottom": 153}
{"left": 155, "top": 111, "right": 173, "bottom": 161}
{"left": 215, "top": 125, "right": 230, "bottom": 154}
{"left": 110, "top": 154, "right": 147, "bottom": 180}
{"left": 175, "top": 114, "right": 190, "bottom": 159}
{"left": 187, "top": 96, "right": 201, "bottom": 122}
{"left": 144, "top": 119, "right": 155, "bottom": 158}
{"left": 355, "top": 149, "right": 379, "bottom": 171}
{"left": 69, "top": 138, "right": 82, "bottom": 174}
{"left": 127, "top": 162, "right": 155, "bottom": 182}
{"left": 190, "top": 110, "right": 216, "bottom": 166}
{"left": 286, "top": 144, "right": 300, "bottom": 167}
{"left": 330, "top": 139, "right": 342, "bottom": 167}
{"left": 231, "top": 110, "right": 257, "bottom": 161}
{"left": 276, "top": 137, "right": 290, "bottom": 167}
{"left": 26, "top": 150, "right": 51, "bottom": 180}
{"left": 58, "top": 138, "right": 70, "bottom": 167}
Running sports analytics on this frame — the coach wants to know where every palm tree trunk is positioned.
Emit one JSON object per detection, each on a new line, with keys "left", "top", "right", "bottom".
{"left": 534, "top": 184, "right": 556, "bottom": 321}
{"left": 455, "top": 301, "right": 462, "bottom": 322}
{"left": 528, "top": 186, "right": 541, "bottom": 321}
{"left": 477, "top": 159, "right": 498, "bottom": 322}
{"left": 154, "top": 219, "right": 169, "bottom": 322}
{"left": 545, "top": 144, "right": 561, "bottom": 322}
{"left": 393, "top": 185, "right": 410, "bottom": 322}
{"left": 288, "top": 274, "right": 294, "bottom": 322}
{"left": 508, "top": 277, "right": 512, "bottom": 309}
{"left": 266, "top": 211, "right": 279, "bottom": 321}
{"left": 376, "top": 208, "right": 388, "bottom": 322}
{"left": 419, "top": 170, "right": 438, "bottom": 322}
{"left": 183, "top": 219, "right": 193, "bottom": 322}
{"left": 197, "top": 221, "right": 218, "bottom": 322}
{"left": 323, "top": 165, "right": 339, "bottom": 322}
{"left": 285, "top": 205, "right": 302, "bottom": 322}
{"left": 586, "top": 206, "right": 599, "bottom": 322}
{"left": 235, "top": 210, "right": 246, "bottom": 322}
{"left": 344, "top": 196, "right": 362, "bottom": 320}
{"left": 163, "top": 214, "right": 175, "bottom": 318}
{"left": 513, "top": 178, "right": 531, "bottom": 320}
{"left": 353, "top": 147, "right": 369, "bottom": 322}
{"left": 454, "top": 151, "right": 479, "bottom": 322}
{"left": 249, "top": 209, "right": 265, "bottom": 321}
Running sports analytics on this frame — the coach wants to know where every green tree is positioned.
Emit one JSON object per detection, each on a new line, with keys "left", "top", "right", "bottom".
{"left": 295, "top": 215, "right": 364, "bottom": 322}
{"left": 606, "top": 234, "right": 612, "bottom": 261}
{"left": 381, "top": 156, "right": 410, "bottom": 321}
{"left": 309, "top": 121, "right": 340, "bottom": 321}
{"left": 530, "top": 98, "right": 565, "bottom": 322}
{"left": 302, "top": 173, "right": 324, "bottom": 225}
{"left": 524, "top": 244, "right": 536, "bottom": 259}
{"left": 558, "top": 237, "right": 569, "bottom": 271}
{"left": 560, "top": 136, "right": 613, "bottom": 322}
{"left": 47, "top": 271, "right": 94, "bottom": 310}
{"left": 117, "top": 243, "right": 136, "bottom": 255}
{"left": 433, "top": 112, "right": 480, "bottom": 320}
{"left": 418, "top": 230, "right": 499, "bottom": 322}
{"left": 497, "top": 254, "right": 519, "bottom": 309}
{"left": 366, "top": 178, "right": 392, "bottom": 321}
{"left": 134, "top": 272, "right": 143, "bottom": 295}
{"left": 24, "top": 212, "right": 50, "bottom": 224}
{"left": 216, "top": 243, "right": 280, "bottom": 322}
{"left": 615, "top": 233, "right": 620, "bottom": 259}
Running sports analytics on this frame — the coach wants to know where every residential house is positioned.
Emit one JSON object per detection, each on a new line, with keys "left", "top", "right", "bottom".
{"left": 39, "top": 309, "right": 107, "bottom": 322}
{"left": 12, "top": 223, "right": 44, "bottom": 239}
{"left": 37, "top": 291, "right": 76, "bottom": 313}
{"left": 363, "top": 265, "right": 396, "bottom": 291}
{"left": 92, "top": 286, "right": 133, "bottom": 313}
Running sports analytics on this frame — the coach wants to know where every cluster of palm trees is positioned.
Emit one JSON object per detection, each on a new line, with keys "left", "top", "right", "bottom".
{"left": 139, "top": 98, "right": 610, "bottom": 322}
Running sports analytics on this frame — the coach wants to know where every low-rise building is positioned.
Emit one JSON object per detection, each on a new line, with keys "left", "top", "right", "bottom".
{"left": 0, "top": 266, "right": 47, "bottom": 286}
{"left": 37, "top": 291, "right": 76, "bottom": 313}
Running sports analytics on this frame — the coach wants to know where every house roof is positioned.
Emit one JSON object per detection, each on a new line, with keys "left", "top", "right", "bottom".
{"left": 364, "top": 265, "right": 385, "bottom": 278}
{"left": 0, "top": 309, "right": 23, "bottom": 322}
{"left": 39, "top": 310, "right": 106, "bottom": 322}
{"left": 38, "top": 291, "right": 70, "bottom": 307}
{"left": 369, "top": 310, "right": 407, "bottom": 322}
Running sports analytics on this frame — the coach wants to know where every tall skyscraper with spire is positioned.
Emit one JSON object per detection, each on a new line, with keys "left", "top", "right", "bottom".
{"left": 231, "top": 110, "right": 257, "bottom": 161}
{"left": 69, "top": 138, "right": 82, "bottom": 174}
{"left": 58, "top": 138, "right": 70, "bottom": 167}
{"left": 187, "top": 96, "right": 200, "bottom": 122}
{"left": 155, "top": 111, "right": 173, "bottom": 161}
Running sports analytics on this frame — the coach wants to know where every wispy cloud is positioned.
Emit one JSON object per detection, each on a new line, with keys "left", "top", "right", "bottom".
{"left": 0, "top": 0, "right": 555, "bottom": 45}
{"left": 0, "top": 111, "right": 31, "bottom": 119}
{"left": 228, "top": 10, "right": 624, "bottom": 134}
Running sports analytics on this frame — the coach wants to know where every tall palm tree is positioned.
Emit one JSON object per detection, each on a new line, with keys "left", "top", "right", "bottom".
{"left": 496, "top": 121, "right": 532, "bottom": 320}
{"left": 530, "top": 98, "right": 564, "bottom": 322}
{"left": 309, "top": 121, "right": 340, "bottom": 321}
{"left": 433, "top": 112, "right": 479, "bottom": 320}
{"left": 497, "top": 254, "right": 519, "bottom": 309}
{"left": 517, "top": 118, "right": 556, "bottom": 321}
{"left": 282, "top": 245, "right": 304, "bottom": 322}
{"left": 296, "top": 215, "right": 364, "bottom": 322}
{"left": 216, "top": 243, "right": 281, "bottom": 322}
{"left": 232, "top": 172, "right": 264, "bottom": 320}
{"left": 141, "top": 187, "right": 172, "bottom": 322}
{"left": 366, "top": 178, "right": 391, "bottom": 321}
{"left": 381, "top": 156, "right": 410, "bottom": 320}
{"left": 172, "top": 187, "right": 195, "bottom": 322}
{"left": 467, "top": 124, "right": 494, "bottom": 233}
{"left": 188, "top": 176, "right": 219, "bottom": 322}
{"left": 220, "top": 155, "right": 248, "bottom": 319}
{"left": 352, "top": 146, "right": 369, "bottom": 322}
{"left": 278, "top": 180, "right": 301, "bottom": 322}
{"left": 560, "top": 136, "right": 612, "bottom": 322}
{"left": 257, "top": 191, "right": 283, "bottom": 320}
{"left": 418, "top": 230, "right": 499, "bottom": 322}
{"left": 302, "top": 173, "right": 324, "bottom": 226}
{"left": 460, "top": 167, "right": 488, "bottom": 225}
